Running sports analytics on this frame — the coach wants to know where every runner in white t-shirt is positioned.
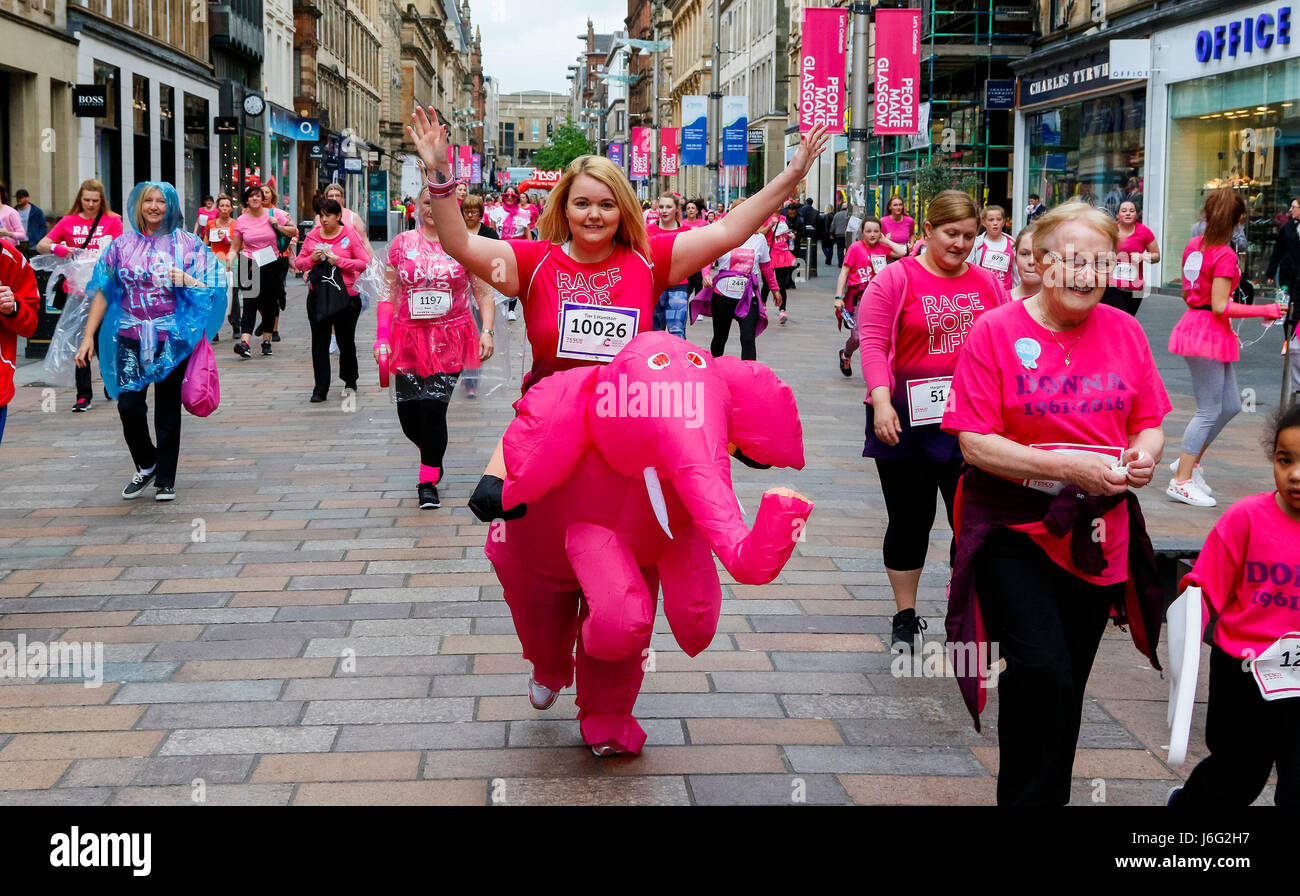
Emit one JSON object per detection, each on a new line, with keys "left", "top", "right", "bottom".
{"left": 967, "top": 205, "right": 1016, "bottom": 291}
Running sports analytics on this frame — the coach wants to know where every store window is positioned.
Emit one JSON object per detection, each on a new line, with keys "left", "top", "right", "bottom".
{"left": 183, "top": 93, "right": 208, "bottom": 223}
{"left": 1163, "top": 57, "right": 1300, "bottom": 285}
{"left": 160, "top": 84, "right": 175, "bottom": 188}
{"left": 1024, "top": 89, "right": 1145, "bottom": 216}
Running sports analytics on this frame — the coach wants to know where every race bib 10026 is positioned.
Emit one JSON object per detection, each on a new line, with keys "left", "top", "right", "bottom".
{"left": 556, "top": 302, "right": 639, "bottom": 362}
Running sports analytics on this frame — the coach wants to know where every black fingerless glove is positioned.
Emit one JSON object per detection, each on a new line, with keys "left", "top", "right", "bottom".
{"left": 731, "top": 446, "right": 773, "bottom": 470}
{"left": 468, "top": 474, "right": 527, "bottom": 522}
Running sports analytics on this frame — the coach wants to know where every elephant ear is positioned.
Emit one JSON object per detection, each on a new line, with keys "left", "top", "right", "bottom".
{"left": 713, "top": 355, "right": 805, "bottom": 470}
{"left": 502, "top": 366, "right": 600, "bottom": 505}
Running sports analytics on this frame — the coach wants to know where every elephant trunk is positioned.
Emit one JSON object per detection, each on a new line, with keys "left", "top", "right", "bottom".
{"left": 668, "top": 463, "right": 813, "bottom": 586}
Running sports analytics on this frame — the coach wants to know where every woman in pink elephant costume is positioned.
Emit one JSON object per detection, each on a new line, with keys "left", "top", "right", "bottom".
{"left": 408, "top": 108, "right": 829, "bottom": 755}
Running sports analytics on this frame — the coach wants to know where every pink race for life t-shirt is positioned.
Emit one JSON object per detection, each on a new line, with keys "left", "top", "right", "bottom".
{"left": 45, "top": 213, "right": 123, "bottom": 252}
{"left": 1114, "top": 222, "right": 1157, "bottom": 290}
{"left": 1182, "top": 236, "right": 1240, "bottom": 307}
{"left": 943, "top": 300, "right": 1172, "bottom": 584}
{"left": 881, "top": 215, "right": 914, "bottom": 245}
{"left": 510, "top": 232, "right": 681, "bottom": 389}
{"left": 843, "top": 240, "right": 892, "bottom": 288}
{"left": 858, "top": 256, "right": 1009, "bottom": 407}
{"left": 1182, "top": 492, "right": 1300, "bottom": 660}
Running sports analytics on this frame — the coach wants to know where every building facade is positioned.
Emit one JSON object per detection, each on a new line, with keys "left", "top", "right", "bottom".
{"left": 0, "top": 0, "right": 79, "bottom": 221}
{"left": 665, "top": 0, "right": 711, "bottom": 201}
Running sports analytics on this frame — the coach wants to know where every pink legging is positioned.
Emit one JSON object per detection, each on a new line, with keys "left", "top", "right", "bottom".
{"left": 490, "top": 549, "right": 658, "bottom": 753}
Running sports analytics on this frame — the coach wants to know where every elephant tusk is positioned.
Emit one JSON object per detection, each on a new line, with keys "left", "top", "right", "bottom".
{"left": 643, "top": 466, "right": 673, "bottom": 540}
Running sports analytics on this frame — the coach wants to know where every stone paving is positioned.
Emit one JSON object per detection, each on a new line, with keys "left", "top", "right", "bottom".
{"left": 0, "top": 253, "right": 1291, "bottom": 806}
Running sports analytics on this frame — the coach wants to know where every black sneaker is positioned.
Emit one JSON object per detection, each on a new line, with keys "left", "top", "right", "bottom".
{"left": 234, "top": 340, "right": 251, "bottom": 359}
{"left": 890, "top": 608, "right": 927, "bottom": 654}
{"left": 418, "top": 482, "right": 440, "bottom": 509}
{"left": 271, "top": 330, "right": 281, "bottom": 342}
{"left": 309, "top": 392, "right": 327, "bottom": 403}
{"left": 154, "top": 486, "right": 176, "bottom": 502}
{"left": 838, "top": 349, "right": 852, "bottom": 377}
{"left": 122, "top": 469, "right": 155, "bottom": 499}
{"left": 72, "top": 397, "right": 92, "bottom": 412}
{"left": 261, "top": 342, "right": 272, "bottom": 356}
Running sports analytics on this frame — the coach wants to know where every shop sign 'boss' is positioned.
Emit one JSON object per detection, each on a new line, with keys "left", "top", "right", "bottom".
{"left": 1195, "top": 6, "right": 1292, "bottom": 62}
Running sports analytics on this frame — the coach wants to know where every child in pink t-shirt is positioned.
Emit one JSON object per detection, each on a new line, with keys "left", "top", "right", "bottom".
{"left": 1170, "top": 406, "right": 1300, "bottom": 806}
{"left": 967, "top": 205, "right": 1015, "bottom": 291}
{"left": 834, "top": 218, "right": 905, "bottom": 376}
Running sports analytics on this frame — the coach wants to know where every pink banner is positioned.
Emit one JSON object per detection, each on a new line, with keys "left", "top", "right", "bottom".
{"left": 456, "top": 146, "right": 473, "bottom": 180}
{"left": 874, "top": 9, "right": 921, "bottom": 135}
{"left": 799, "top": 8, "right": 847, "bottom": 134}
{"left": 630, "top": 127, "right": 652, "bottom": 179}
{"left": 659, "top": 128, "right": 680, "bottom": 176}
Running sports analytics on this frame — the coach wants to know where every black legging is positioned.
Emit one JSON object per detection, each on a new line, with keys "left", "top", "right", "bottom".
{"left": 308, "top": 299, "right": 361, "bottom": 396}
{"left": 396, "top": 395, "right": 453, "bottom": 469}
{"left": 762, "top": 266, "right": 796, "bottom": 309}
{"left": 238, "top": 256, "right": 287, "bottom": 335}
{"left": 710, "top": 294, "right": 760, "bottom": 360}
{"left": 116, "top": 342, "right": 187, "bottom": 488}
{"left": 1100, "top": 285, "right": 1142, "bottom": 317}
{"left": 75, "top": 322, "right": 102, "bottom": 400}
{"left": 874, "top": 456, "right": 962, "bottom": 570}
{"left": 975, "top": 527, "right": 1119, "bottom": 805}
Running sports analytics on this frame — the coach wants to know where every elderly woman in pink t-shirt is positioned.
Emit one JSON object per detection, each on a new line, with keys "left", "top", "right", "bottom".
{"left": 941, "top": 200, "right": 1171, "bottom": 805}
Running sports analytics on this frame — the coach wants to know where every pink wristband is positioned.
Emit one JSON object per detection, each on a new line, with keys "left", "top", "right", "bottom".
{"left": 53, "top": 244, "right": 69, "bottom": 258}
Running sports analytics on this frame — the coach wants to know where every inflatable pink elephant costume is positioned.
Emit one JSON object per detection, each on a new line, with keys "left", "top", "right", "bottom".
{"left": 486, "top": 332, "right": 814, "bottom": 754}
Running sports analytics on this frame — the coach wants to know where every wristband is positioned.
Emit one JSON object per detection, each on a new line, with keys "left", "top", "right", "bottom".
{"left": 53, "top": 244, "right": 69, "bottom": 258}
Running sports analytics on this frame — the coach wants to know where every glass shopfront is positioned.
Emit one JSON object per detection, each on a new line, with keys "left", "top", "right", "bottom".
{"left": 1163, "top": 56, "right": 1300, "bottom": 285}
{"left": 1024, "top": 89, "right": 1146, "bottom": 216}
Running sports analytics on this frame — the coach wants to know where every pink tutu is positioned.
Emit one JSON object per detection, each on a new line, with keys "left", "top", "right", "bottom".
{"left": 771, "top": 247, "right": 795, "bottom": 269}
{"left": 392, "top": 311, "right": 481, "bottom": 378}
{"left": 1168, "top": 308, "right": 1238, "bottom": 363}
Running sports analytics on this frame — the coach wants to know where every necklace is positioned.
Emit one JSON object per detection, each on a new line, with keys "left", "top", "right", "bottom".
{"left": 1034, "top": 306, "right": 1082, "bottom": 366}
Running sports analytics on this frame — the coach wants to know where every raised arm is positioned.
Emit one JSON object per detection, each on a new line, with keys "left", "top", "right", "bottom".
{"left": 666, "top": 125, "right": 830, "bottom": 284}
{"left": 409, "top": 106, "right": 522, "bottom": 297}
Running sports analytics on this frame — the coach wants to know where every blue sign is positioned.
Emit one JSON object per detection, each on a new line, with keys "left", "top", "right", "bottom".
{"left": 681, "top": 95, "right": 707, "bottom": 166}
{"left": 1195, "top": 6, "right": 1291, "bottom": 62}
{"left": 985, "top": 79, "right": 1016, "bottom": 110}
{"left": 721, "top": 95, "right": 748, "bottom": 167}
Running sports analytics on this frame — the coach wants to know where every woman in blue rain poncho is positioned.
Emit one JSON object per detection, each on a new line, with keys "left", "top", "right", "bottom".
{"left": 74, "top": 182, "right": 228, "bottom": 501}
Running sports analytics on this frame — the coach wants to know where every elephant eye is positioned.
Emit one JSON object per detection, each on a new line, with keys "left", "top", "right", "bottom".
{"left": 686, "top": 351, "right": 707, "bottom": 369}
{"left": 647, "top": 352, "right": 671, "bottom": 370}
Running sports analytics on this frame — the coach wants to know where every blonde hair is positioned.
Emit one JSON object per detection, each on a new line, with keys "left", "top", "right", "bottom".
{"left": 538, "top": 155, "right": 649, "bottom": 260}
{"left": 68, "top": 179, "right": 113, "bottom": 218}
{"left": 1030, "top": 200, "right": 1118, "bottom": 261}
{"left": 923, "top": 190, "right": 979, "bottom": 230}
{"left": 131, "top": 185, "right": 167, "bottom": 233}
{"left": 980, "top": 204, "right": 1006, "bottom": 223}
{"left": 1013, "top": 224, "right": 1035, "bottom": 255}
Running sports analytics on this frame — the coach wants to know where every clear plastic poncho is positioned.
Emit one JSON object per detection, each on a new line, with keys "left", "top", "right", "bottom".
{"left": 82, "top": 182, "right": 228, "bottom": 398}
{"left": 31, "top": 248, "right": 106, "bottom": 386}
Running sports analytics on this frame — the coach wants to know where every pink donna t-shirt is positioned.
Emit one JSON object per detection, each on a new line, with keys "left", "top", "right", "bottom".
{"left": 943, "top": 300, "right": 1172, "bottom": 584}
{"left": 1183, "top": 492, "right": 1300, "bottom": 659}
{"left": 234, "top": 209, "right": 289, "bottom": 259}
{"left": 510, "top": 232, "right": 681, "bottom": 388}
{"left": 1113, "top": 222, "right": 1157, "bottom": 290}
{"left": 843, "top": 240, "right": 891, "bottom": 288}
{"left": 881, "top": 215, "right": 914, "bottom": 245}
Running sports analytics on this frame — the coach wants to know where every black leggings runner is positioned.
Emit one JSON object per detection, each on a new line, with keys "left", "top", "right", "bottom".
{"left": 874, "top": 455, "right": 962, "bottom": 570}
{"left": 396, "top": 397, "right": 452, "bottom": 470}
{"left": 710, "top": 294, "right": 761, "bottom": 360}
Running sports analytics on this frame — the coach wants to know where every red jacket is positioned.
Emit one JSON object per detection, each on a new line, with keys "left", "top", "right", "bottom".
{"left": 0, "top": 239, "right": 39, "bottom": 407}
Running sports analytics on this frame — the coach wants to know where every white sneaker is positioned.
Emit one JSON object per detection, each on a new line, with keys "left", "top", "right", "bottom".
{"left": 507, "top": 309, "right": 517, "bottom": 321}
{"left": 527, "top": 677, "right": 558, "bottom": 710}
{"left": 1169, "top": 459, "right": 1212, "bottom": 495}
{"left": 329, "top": 334, "right": 338, "bottom": 354}
{"left": 1167, "top": 478, "right": 1216, "bottom": 507}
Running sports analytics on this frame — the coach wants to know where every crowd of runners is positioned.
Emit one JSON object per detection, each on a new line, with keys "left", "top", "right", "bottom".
{"left": 0, "top": 102, "right": 1298, "bottom": 805}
